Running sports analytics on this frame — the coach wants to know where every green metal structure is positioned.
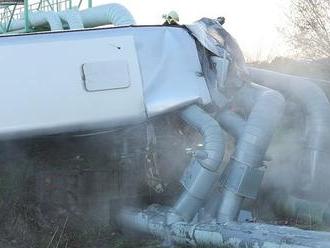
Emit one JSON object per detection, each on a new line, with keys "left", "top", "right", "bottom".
{"left": 0, "top": 0, "right": 91, "bottom": 33}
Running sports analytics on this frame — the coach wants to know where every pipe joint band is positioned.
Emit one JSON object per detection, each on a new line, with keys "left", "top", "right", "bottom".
{"left": 180, "top": 160, "right": 218, "bottom": 200}
{"left": 220, "top": 158, "right": 264, "bottom": 199}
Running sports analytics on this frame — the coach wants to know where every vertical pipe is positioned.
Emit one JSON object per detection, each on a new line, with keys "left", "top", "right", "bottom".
{"left": 217, "top": 84, "right": 285, "bottom": 222}
{"left": 247, "top": 67, "right": 330, "bottom": 198}
{"left": 216, "top": 110, "right": 246, "bottom": 140}
{"left": 172, "top": 105, "right": 225, "bottom": 221}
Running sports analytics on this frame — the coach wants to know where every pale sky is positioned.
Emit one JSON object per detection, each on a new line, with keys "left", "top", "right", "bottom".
{"left": 92, "top": 0, "right": 291, "bottom": 61}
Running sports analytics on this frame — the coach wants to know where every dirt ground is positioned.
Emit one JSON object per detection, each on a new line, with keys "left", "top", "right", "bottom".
{"left": 0, "top": 136, "right": 164, "bottom": 248}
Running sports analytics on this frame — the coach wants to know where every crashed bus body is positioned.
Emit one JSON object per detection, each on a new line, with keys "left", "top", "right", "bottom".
{"left": 1, "top": 3, "right": 330, "bottom": 248}
{"left": 0, "top": 26, "right": 210, "bottom": 139}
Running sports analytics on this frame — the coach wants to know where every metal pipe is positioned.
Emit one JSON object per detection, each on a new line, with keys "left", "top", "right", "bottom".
{"left": 263, "top": 190, "right": 330, "bottom": 225}
{"left": 215, "top": 110, "right": 272, "bottom": 162}
{"left": 3, "top": 3, "right": 135, "bottom": 34}
{"left": 216, "top": 110, "right": 245, "bottom": 140}
{"left": 79, "top": 3, "right": 136, "bottom": 28}
{"left": 217, "top": 83, "right": 285, "bottom": 222}
{"left": 118, "top": 205, "right": 330, "bottom": 248}
{"left": 8, "top": 11, "right": 63, "bottom": 32}
{"left": 172, "top": 105, "right": 225, "bottom": 222}
{"left": 58, "top": 9, "right": 84, "bottom": 29}
{"left": 247, "top": 67, "right": 330, "bottom": 198}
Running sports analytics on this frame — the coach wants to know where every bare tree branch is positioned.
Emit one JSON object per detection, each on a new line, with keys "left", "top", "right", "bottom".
{"left": 285, "top": 0, "right": 330, "bottom": 59}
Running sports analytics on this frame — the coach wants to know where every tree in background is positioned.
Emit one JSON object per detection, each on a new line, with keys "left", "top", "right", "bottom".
{"left": 286, "top": 0, "right": 330, "bottom": 59}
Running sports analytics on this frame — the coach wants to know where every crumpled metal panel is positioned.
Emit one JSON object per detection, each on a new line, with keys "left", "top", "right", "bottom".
{"left": 134, "top": 27, "right": 211, "bottom": 117}
{"left": 186, "top": 18, "right": 248, "bottom": 81}
{"left": 0, "top": 26, "right": 211, "bottom": 139}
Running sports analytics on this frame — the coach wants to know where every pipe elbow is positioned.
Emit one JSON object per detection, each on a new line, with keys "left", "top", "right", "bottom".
{"left": 181, "top": 105, "right": 225, "bottom": 171}
{"left": 174, "top": 105, "right": 226, "bottom": 221}
{"left": 200, "top": 122, "right": 225, "bottom": 171}
{"left": 80, "top": 3, "right": 136, "bottom": 28}
{"left": 58, "top": 10, "right": 84, "bottom": 29}
{"left": 30, "top": 11, "right": 64, "bottom": 31}
{"left": 248, "top": 67, "right": 330, "bottom": 149}
{"left": 258, "top": 87, "right": 285, "bottom": 107}
{"left": 105, "top": 3, "right": 136, "bottom": 25}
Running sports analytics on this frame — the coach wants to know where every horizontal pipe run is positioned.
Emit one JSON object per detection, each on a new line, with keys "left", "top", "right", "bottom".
{"left": 118, "top": 205, "right": 330, "bottom": 248}
{"left": 262, "top": 190, "right": 330, "bottom": 225}
{"left": 8, "top": 11, "right": 63, "bottom": 32}
{"left": 2, "top": 3, "right": 135, "bottom": 34}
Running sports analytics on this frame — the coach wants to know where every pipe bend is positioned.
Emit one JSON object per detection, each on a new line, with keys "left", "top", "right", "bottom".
{"left": 58, "top": 9, "right": 84, "bottom": 29}
{"left": 247, "top": 67, "right": 330, "bottom": 196}
{"left": 180, "top": 105, "right": 225, "bottom": 172}
{"left": 247, "top": 67, "right": 329, "bottom": 109}
{"left": 247, "top": 67, "right": 330, "bottom": 129}
{"left": 216, "top": 84, "right": 285, "bottom": 221}
{"left": 30, "top": 11, "right": 64, "bottom": 31}
{"left": 105, "top": 3, "right": 136, "bottom": 25}
{"left": 173, "top": 105, "right": 225, "bottom": 221}
{"left": 235, "top": 84, "right": 285, "bottom": 159}
{"left": 4, "top": 3, "right": 134, "bottom": 32}
{"left": 79, "top": 3, "right": 136, "bottom": 28}
{"left": 216, "top": 110, "right": 245, "bottom": 140}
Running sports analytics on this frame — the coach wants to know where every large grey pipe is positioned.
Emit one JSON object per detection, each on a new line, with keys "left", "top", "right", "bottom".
{"left": 248, "top": 67, "right": 330, "bottom": 198}
{"left": 3, "top": 3, "right": 135, "bottom": 34}
{"left": 216, "top": 110, "right": 272, "bottom": 162}
{"left": 118, "top": 205, "right": 330, "bottom": 248}
{"left": 217, "top": 83, "right": 285, "bottom": 222}
{"left": 171, "top": 105, "right": 225, "bottom": 222}
{"left": 8, "top": 11, "right": 63, "bottom": 32}
{"left": 199, "top": 110, "right": 246, "bottom": 220}
{"left": 79, "top": 3, "right": 136, "bottom": 28}
{"left": 58, "top": 9, "right": 84, "bottom": 29}
{"left": 216, "top": 110, "right": 245, "bottom": 140}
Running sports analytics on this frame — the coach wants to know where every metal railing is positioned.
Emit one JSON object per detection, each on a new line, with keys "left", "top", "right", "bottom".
{"left": 0, "top": 0, "right": 91, "bottom": 33}
{"left": 0, "top": 0, "right": 72, "bottom": 24}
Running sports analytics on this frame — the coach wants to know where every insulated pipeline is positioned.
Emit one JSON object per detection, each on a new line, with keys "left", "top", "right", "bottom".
{"left": 58, "top": 9, "right": 84, "bottom": 29}
{"left": 217, "top": 83, "right": 285, "bottom": 222}
{"left": 216, "top": 110, "right": 245, "bottom": 140}
{"left": 118, "top": 205, "right": 330, "bottom": 248}
{"left": 172, "top": 105, "right": 225, "bottom": 221}
{"left": 79, "top": 3, "right": 136, "bottom": 28}
{"left": 8, "top": 11, "right": 63, "bottom": 32}
{"left": 3, "top": 3, "right": 135, "bottom": 33}
{"left": 247, "top": 67, "right": 330, "bottom": 198}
